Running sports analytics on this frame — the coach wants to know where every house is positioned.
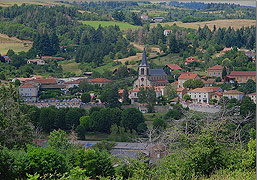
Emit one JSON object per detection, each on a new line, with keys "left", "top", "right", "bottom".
{"left": 184, "top": 56, "right": 203, "bottom": 65}
{"left": 211, "top": 92, "right": 223, "bottom": 102}
{"left": 202, "top": 78, "right": 216, "bottom": 87}
{"left": 178, "top": 72, "right": 200, "bottom": 88}
{"left": 221, "top": 47, "right": 233, "bottom": 53}
{"left": 118, "top": 89, "right": 125, "bottom": 102}
{"left": 19, "top": 82, "right": 40, "bottom": 102}
{"left": 247, "top": 92, "right": 256, "bottom": 104}
{"left": 187, "top": 88, "right": 214, "bottom": 104}
{"left": 229, "top": 71, "right": 256, "bottom": 83}
{"left": 27, "top": 59, "right": 46, "bottom": 65}
{"left": 152, "top": 17, "right": 164, "bottom": 22}
{"left": 207, "top": 65, "right": 229, "bottom": 78}
{"left": 164, "top": 64, "right": 182, "bottom": 74}
{"left": 133, "top": 48, "right": 168, "bottom": 88}
{"left": 90, "top": 78, "right": 111, "bottom": 87}
{"left": 203, "top": 86, "right": 223, "bottom": 92}
{"left": 141, "top": 15, "right": 148, "bottom": 20}
{"left": 0, "top": 55, "right": 10, "bottom": 63}
{"left": 34, "top": 78, "right": 65, "bottom": 89}
{"left": 129, "top": 86, "right": 166, "bottom": 104}
{"left": 164, "top": 30, "right": 172, "bottom": 36}
{"left": 65, "top": 79, "right": 81, "bottom": 89}
{"left": 223, "top": 90, "right": 244, "bottom": 101}
{"left": 177, "top": 88, "right": 187, "bottom": 99}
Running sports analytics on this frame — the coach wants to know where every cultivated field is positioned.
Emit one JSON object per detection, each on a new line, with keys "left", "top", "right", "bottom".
{"left": 58, "top": 60, "right": 82, "bottom": 75}
{"left": 0, "top": 1, "right": 64, "bottom": 7}
{"left": 81, "top": 21, "right": 139, "bottom": 30}
{"left": 0, "top": 33, "right": 32, "bottom": 54}
{"left": 151, "top": 19, "right": 256, "bottom": 30}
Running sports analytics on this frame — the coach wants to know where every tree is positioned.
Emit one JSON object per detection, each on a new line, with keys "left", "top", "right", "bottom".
{"left": 81, "top": 92, "right": 91, "bottom": 103}
{"left": 153, "top": 118, "right": 166, "bottom": 131}
{"left": 74, "top": 148, "right": 114, "bottom": 178}
{"left": 48, "top": 129, "right": 71, "bottom": 151}
{"left": 183, "top": 94, "right": 191, "bottom": 101}
{"left": 183, "top": 79, "right": 204, "bottom": 89}
{"left": 100, "top": 86, "right": 120, "bottom": 108}
{"left": 222, "top": 67, "right": 227, "bottom": 79}
{"left": 137, "top": 122, "right": 148, "bottom": 134}
{"left": 65, "top": 109, "right": 81, "bottom": 130}
{"left": 121, "top": 108, "right": 144, "bottom": 131}
{"left": 244, "top": 79, "right": 256, "bottom": 94}
{"left": 0, "top": 86, "right": 34, "bottom": 148}
{"left": 240, "top": 96, "right": 256, "bottom": 117}
{"left": 166, "top": 84, "right": 177, "bottom": 100}
{"left": 26, "top": 146, "right": 68, "bottom": 176}
{"left": 122, "top": 88, "right": 130, "bottom": 104}
{"left": 138, "top": 87, "right": 157, "bottom": 113}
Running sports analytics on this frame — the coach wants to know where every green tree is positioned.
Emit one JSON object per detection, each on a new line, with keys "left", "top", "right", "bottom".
{"left": 222, "top": 67, "right": 227, "bottom": 79}
{"left": 244, "top": 79, "right": 256, "bottom": 94}
{"left": 121, "top": 108, "right": 144, "bottom": 131}
{"left": 183, "top": 94, "right": 191, "bottom": 101}
{"left": 74, "top": 148, "right": 114, "bottom": 178}
{"left": 153, "top": 118, "right": 166, "bottom": 131}
{"left": 65, "top": 109, "right": 81, "bottom": 130}
{"left": 26, "top": 146, "right": 68, "bottom": 176}
{"left": 122, "top": 88, "right": 130, "bottom": 105}
{"left": 81, "top": 92, "right": 91, "bottom": 103}
{"left": 137, "top": 122, "right": 148, "bottom": 134}
{"left": 138, "top": 87, "right": 157, "bottom": 113}
{"left": 183, "top": 79, "right": 204, "bottom": 89}
{"left": 100, "top": 86, "right": 120, "bottom": 108}
{"left": 48, "top": 129, "right": 71, "bottom": 151}
{"left": 240, "top": 96, "right": 256, "bottom": 117}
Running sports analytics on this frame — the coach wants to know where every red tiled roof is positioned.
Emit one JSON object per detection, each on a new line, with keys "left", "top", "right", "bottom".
{"left": 166, "top": 64, "right": 182, "bottom": 70}
{"left": 27, "top": 59, "right": 42, "bottom": 62}
{"left": 230, "top": 71, "right": 256, "bottom": 76}
{"left": 189, "top": 88, "right": 213, "bottom": 93}
{"left": 65, "top": 80, "right": 81, "bottom": 84}
{"left": 224, "top": 90, "right": 244, "bottom": 95}
{"left": 203, "top": 86, "right": 221, "bottom": 92}
{"left": 208, "top": 65, "right": 224, "bottom": 70}
{"left": 34, "top": 78, "right": 57, "bottom": 84}
{"left": 186, "top": 56, "right": 197, "bottom": 60}
{"left": 178, "top": 72, "right": 199, "bottom": 80}
{"left": 177, "top": 88, "right": 186, "bottom": 92}
{"left": 20, "top": 83, "right": 38, "bottom": 88}
{"left": 247, "top": 92, "right": 256, "bottom": 96}
{"left": 92, "top": 78, "right": 111, "bottom": 83}
{"left": 164, "top": 29, "right": 172, "bottom": 31}
{"left": 213, "top": 92, "right": 223, "bottom": 96}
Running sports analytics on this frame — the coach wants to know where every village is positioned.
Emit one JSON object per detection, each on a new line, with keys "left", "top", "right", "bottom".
{"left": 10, "top": 45, "right": 256, "bottom": 113}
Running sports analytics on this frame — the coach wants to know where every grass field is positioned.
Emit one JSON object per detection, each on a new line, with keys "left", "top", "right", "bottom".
{"left": 81, "top": 21, "right": 139, "bottom": 30}
{"left": 0, "top": 33, "right": 32, "bottom": 54}
{"left": 151, "top": 19, "right": 256, "bottom": 30}
{"left": 58, "top": 60, "right": 82, "bottom": 75}
{"left": 0, "top": 1, "right": 65, "bottom": 7}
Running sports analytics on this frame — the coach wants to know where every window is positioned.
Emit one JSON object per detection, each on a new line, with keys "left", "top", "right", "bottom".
{"left": 237, "top": 77, "right": 239, "bottom": 80}
{"left": 218, "top": 72, "right": 220, "bottom": 75}
{"left": 21, "top": 89, "right": 23, "bottom": 91}
{"left": 213, "top": 72, "right": 216, "bottom": 75}
{"left": 141, "top": 78, "right": 144, "bottom": 81}
{"left": 199, "top": 95, "right": 201, "bottom": 98}
{"left": 141, "top": 68, "right": 144, "bottom": 75}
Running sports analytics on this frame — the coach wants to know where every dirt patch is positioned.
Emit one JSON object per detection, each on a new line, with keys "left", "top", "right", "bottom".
{"left": 131, "top": 42, "right": 160, "bottom": 53}
{"left": 0, "top": 33, "right": 32, "bottom": 43}
{"left": 115, "top": 52, "right": 157, "bottom": 64}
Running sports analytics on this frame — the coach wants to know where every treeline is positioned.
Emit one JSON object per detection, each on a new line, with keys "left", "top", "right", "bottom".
{"left": 25, "top": 105, "right": 146, "bottom": 138}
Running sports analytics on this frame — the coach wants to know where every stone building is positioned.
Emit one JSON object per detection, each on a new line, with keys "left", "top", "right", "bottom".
{"left": 133, "top": 48, "right": 168, "bottom": 88}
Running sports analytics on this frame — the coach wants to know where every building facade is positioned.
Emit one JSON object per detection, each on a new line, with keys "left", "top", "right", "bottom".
{"left": 178, "top": 72, "right": 200, "bottom": 88}
{"left": 19, "top": 82, "right": 39, "bottom": 102}
{"left": 247, "top": 92, "right": 256, "bottom": 104}
{"left": 229, "top": 71, "right": 256, "bottom": 83}
{"left": 133, "top": 48, "right": 168, "bottom": 88}
{"left": 207, "top": 65, "right": 228, "bottom": 78}
{"left": 223, "top": 90, "right": 244, "bottom": 101}
{"left": 187, "top": 88, "right": 213, "bottom": 104}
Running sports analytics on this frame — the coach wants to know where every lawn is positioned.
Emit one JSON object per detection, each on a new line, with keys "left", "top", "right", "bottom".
{"left": 150, "top": 19, "right": 256, "bottom": 30}
{"left": 58, "top": 60, "right": 82, "bottom": 75}
{"left": 81, "top": 21, "right": 139, "bottom": 30}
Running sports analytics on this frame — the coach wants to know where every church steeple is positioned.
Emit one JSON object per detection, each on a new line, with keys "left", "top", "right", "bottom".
{"left": 140, "top": 47, "right": 149, "bottom": 67}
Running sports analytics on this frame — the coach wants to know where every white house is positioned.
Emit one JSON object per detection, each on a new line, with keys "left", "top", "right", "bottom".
{"left": 27, "top": 59, "right": 46, "bottom": 65}
{"left": 247, "top": 92, "right": 256, "bottom": 104}
{"left": 19, "top": 82, "right": 40, "bottom": 102}
{"left": 223, "top": 90, "right": 244, "bottom": 101}
{"left": 187, "top": 88, "right": 213, "bottom": 104}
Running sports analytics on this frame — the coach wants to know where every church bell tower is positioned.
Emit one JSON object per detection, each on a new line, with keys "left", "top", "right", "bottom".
{"left": 137, "top": 47, "right": 150, "bottom": 87}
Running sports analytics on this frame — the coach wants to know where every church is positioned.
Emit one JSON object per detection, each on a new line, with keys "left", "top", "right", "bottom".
{"left": 133, "top": 48, "right": 168, "bottom": 88}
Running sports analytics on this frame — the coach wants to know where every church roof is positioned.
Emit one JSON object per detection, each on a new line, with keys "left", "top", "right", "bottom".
{"left": 150, "top": 69, "right": 167, "bottom": 76}
{"left": 140, "top": 48, "right": 149, "bottom": 66}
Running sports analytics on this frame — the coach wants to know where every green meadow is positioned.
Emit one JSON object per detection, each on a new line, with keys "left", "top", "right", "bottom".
{"left": 81, "top": 21, "right": 139, "bottom": 30}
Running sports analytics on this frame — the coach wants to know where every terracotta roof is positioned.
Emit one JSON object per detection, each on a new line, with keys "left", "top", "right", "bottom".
{"left": 164, "top": 29, "right": 172, "bottom": 31}
{"left": 16, "top": 77, "right": 34, "bottom": 82}
{"left": 118, "top": 89, "right": 124, "bottom": 94}
{"left": 213, "top": 92, "right": 223, "bottom": 96}
{"left": 186, "top": 56, "right": 197, "bottom": 60}
{"left": 178, "top": 72, "right": 199, "bottom": 80}
{"left": 20, "top": 83, "right": 38, "bottom": 88}
{"left": 166, "top": 64, "right": 182, "bottom": 70}
{"left": 34, "top": 78, "right": 57, "bottom": 84}
{"left": 177, "top": 88, "right": 186, "bottom": 92}
{"left": 65, "top": 80, "right": 81, "bottom": 84}
{"left": 230, "top": 71, "right": 256, "bottom": 76}
{"left": 203, "top": 86, "right": 221, "bottom": 92}
{"left": 92, "top": 78, "right": 111, "bottom": 83}
{"left": 188, "top": 88, "right": 213, "bottom": 93}
{"left": 202, "top": 79, "right": 216, "bottom": 84}
{"left": 208, "top": 65, "right": 224, "bottom": 70}
{"left": 170, "top": 97, "right": 179, "bottom": 102}
{"left": 224, "top": 90, "right": 244, "bottom": 95}
{"left": 247, "top": 92, "right": 256, "bottom": 96}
